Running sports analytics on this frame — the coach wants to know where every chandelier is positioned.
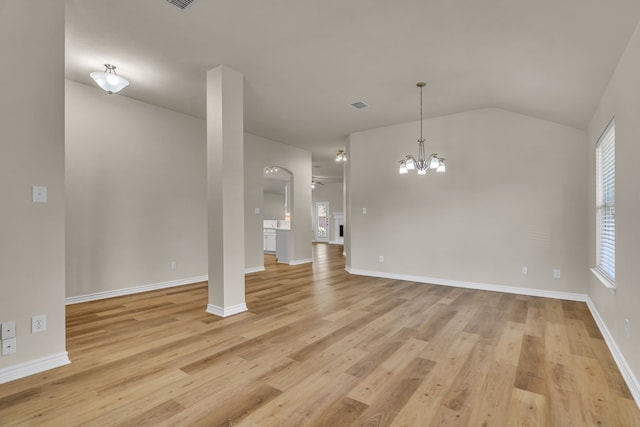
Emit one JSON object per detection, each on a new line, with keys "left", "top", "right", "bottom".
{"left": 399, "top": 82, "right": 445, "bottom": 175}
{"left": 335, "top": 150, "right": 347, "bottom": 162}
{"left": 90, "top": 64, "right": 130, "bottom": 94}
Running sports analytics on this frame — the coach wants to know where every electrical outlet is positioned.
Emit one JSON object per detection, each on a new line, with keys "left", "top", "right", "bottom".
{"left": 2, "top": 337, "right": 16, "bottom": 355}
{"left": 378, "top": 255, "right": 384, "bottom": 263}
{"left": 1, "top": 321, "right": 16, "bottom": 339}
{"left": 32, "top": 315, "right": 46, "bottom": 334}
{"left": 553, "top": 269, "right": 561, "bottom": 279}
{"left": 521, "top": 266, "right": 528, "bottom": 275}
{"left": 170, "top": 261, "right": 177, "bottom": 270}
{"left": 625, "top": 319, "right": 630, "bottom": 337}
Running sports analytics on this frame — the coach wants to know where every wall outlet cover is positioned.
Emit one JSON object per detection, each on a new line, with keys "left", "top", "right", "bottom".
{"left": 32, "top": 315, "right": 46, "bottom": 334}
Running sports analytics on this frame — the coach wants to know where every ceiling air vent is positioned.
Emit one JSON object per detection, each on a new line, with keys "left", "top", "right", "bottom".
{"left": 166, "top": 0, "right": 195, "bottom": 10}
{"left": 350, "top": 101, "right": 369, "bottom": 110}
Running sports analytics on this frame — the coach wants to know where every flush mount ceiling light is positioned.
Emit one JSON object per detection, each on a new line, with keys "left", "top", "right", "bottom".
{"left": 398, "top": 82, "right": 446, "bottom": 175}
{"left": 335, "top": 150, "right": 347, "bottom": 162}
{"left": 90, "top": 64, "right": 129, "bottom": 95}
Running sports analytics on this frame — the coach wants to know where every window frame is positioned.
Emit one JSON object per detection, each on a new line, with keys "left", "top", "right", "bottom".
{"left": 592, "top": 118, "right": 616, "bottom": 290}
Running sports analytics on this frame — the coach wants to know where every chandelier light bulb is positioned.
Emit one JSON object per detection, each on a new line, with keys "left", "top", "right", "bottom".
{"left": 417, "top": 168, "right": 427, "bottom": 175}
{"left": 437, "top": 160, "right": 446, "bottom": 173}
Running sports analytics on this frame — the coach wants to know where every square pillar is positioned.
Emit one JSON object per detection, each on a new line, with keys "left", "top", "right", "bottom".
{"left": 206, "top": 66, "right": 246, "bottom": 317}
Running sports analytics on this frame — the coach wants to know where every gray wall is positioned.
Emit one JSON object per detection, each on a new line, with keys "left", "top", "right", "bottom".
{"left": 263, "top": 193, "right": 286, "bottom": 220}
{"left": 65, "top": 81, "right": 208, "bottom": 298}
{"left": 587, "top": 20, "right": 640, "bottom": 384}
{"left": 347, "top": 107, "right": 588, "bottom": 294}
{"left": 312, "top": 182, "right": 344, "bottom": 214}
{"left": 0, "top": 1, "right": 67, "bottom": 372}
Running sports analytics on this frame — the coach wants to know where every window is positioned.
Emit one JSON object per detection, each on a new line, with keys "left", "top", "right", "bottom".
{"left": 595, "top": 119, "right": 615, "bottom": 287}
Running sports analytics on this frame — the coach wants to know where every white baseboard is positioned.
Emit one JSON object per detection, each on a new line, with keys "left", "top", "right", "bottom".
{"left": 65, "top": 275, "right": 208, "bottom": 305}
{"left": 245, "top": 266, "right": 265, "bottom": 274}
{"left": 329, "top": 240, "right": 344, "bottom": 245}
{"left": 206, "top": 303, "right": 248, "bottom": 317}
{"left": 586, "top": 298, "right": 640, "bottom": 408}
{"left": 0, "top": 352, "right": 70, "bottom": 384}
{"left": 289, "top": 258, "right": 313, "bottom": 265}
{"left": 347, "top": 268, "right": 588, "bottom": 302}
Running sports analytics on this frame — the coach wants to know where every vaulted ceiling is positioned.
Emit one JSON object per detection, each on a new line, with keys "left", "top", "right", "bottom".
{"left": 65, "top": 0, "right": 640, "bottom": 180}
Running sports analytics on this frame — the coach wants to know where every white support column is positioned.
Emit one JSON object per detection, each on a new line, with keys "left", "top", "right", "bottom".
{"left": 206, "top": 66, "right": 247, "bottom": 317}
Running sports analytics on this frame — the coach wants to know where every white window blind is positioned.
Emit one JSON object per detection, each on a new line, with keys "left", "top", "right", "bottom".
{"left": 595, "top": 119, "right": 615, "bottom": 284}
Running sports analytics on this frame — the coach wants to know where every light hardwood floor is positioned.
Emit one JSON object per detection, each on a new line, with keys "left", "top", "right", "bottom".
{"left": 1, "top": 243, "right": 638, "bottom": 426}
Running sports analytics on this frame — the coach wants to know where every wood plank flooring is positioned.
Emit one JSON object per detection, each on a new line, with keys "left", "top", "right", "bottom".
{"left": 1, "top": 243, "right": 638, "bottom": 426}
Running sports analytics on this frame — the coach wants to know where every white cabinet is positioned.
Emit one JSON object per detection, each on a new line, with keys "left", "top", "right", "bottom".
{"left": 264, "top": 228, "right": 276, "bottom": 252}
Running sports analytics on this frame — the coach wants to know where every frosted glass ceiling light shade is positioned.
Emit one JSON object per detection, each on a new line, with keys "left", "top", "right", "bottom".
{"left": 405, "top": 157, "right": 416, "bottom": 170}
{"left": 90, "top": 64, "right": 129, "bottom": 94}
{"left": 398, "top": 82, "right": 446, "bottom": 176}
{"left": 336, "top": 150, "right": 347, "bottom": 162}
{"left": 399, "top": 160, "right": 408, "bottom": 174}
{"left": 429, "top": 155, "right": 441, "bottom": 169}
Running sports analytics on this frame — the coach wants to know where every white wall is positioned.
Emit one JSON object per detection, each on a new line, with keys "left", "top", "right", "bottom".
{"left": 312, "top": 182, "right": 343, "bottom": 214}
{"left": 347, "top": 108, "right": 588, "bottom": 294}
{"left": 65, "top": 81, "right": 208, "bottom": 298}
{"left": 587, "top": 20, "right": 640, "bottom": 387}
{"left": 245, "top": 133, "right": 312, "bottom": 270}
{"left": 0, "top": 1, "right": 67, "bottom": 375}
{"left": 263, "top": 193, "right": 286, "bottom": 220}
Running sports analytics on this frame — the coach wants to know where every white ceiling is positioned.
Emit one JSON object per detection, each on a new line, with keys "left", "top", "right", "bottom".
{"left": 65, "top": 0, "right": 640, "bottom": 180}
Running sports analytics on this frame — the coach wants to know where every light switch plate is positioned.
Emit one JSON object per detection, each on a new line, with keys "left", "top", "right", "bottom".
{"left": 32, "top": 186, "right": 47, "bottom": 203}
{"left": 1, "top": 321, "right": 16, "bottom": 339}
{"left": 2, "top": 337, "right": 16, "bottom": 355}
